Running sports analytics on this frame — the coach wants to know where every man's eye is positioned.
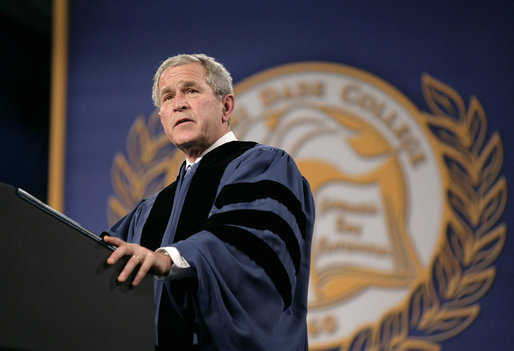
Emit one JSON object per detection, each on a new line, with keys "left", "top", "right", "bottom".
{"left": 164, "top": 95, "right": 173, "bottom": 101}
{"left": 187, "top": 89, "right": 198, "bottom": 94}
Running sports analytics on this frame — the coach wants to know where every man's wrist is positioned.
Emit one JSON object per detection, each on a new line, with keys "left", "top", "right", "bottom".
{"left": 156, "top": 250, "right": 173, "bottom": 275}
{"left": 155, "top": 246, "right": 194, "bottom": 280}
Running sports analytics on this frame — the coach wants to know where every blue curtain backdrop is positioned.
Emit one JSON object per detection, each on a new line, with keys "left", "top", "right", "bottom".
{"left": 63, "top": 1, "right": 513, "bottom": 349}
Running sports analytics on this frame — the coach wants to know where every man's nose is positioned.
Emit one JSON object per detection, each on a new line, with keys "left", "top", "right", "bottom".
{"left": 173, "top": 93, "right": 188, "bottom": 112}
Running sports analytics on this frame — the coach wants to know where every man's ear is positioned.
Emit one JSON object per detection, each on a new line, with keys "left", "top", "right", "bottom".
{"left": 221, "top": 94, "right": 235, "bottom": 123}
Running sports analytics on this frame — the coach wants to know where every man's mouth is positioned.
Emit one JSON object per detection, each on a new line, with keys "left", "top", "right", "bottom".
{"left": 175, "top": 118, "right": 192, "bottom": 127}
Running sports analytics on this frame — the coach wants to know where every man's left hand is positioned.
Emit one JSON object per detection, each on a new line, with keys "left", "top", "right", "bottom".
{"left": 103, "top": 235, "right": 173, "bottom": 286}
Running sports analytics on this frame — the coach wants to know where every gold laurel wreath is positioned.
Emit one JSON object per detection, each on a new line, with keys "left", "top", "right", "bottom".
{"left": 338, "top": 75, "right": 507, "bottom": 351}
{"left": 107, "top": 75, "right": 507, "bottom": 351}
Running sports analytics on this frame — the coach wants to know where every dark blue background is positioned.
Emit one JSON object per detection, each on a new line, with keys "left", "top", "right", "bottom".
{"left": 0, "top": 1, "right": 50, "bottom": 201}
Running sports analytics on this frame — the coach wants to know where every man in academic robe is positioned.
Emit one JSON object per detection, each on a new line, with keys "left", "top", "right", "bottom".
{"left": 103, "top": 54, "right": 315, "bottom": 351}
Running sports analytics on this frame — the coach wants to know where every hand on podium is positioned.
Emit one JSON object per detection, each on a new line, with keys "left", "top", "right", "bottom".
{"left": 103, "top": 235, "right": 173, "bottom": 286}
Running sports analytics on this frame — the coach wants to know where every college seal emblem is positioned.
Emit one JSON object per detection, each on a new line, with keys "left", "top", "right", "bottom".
{"left": 109, "top": 62, "right": 507, "bottom": 350}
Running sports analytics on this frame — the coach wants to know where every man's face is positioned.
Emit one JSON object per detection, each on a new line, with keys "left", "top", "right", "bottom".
{"left": 157, "top": 63, "right": 233, "bottom": 159}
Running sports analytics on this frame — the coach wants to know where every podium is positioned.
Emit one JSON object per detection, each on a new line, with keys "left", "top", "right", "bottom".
{"left": 0, "top": 183, "right": 154, "bottom": 351}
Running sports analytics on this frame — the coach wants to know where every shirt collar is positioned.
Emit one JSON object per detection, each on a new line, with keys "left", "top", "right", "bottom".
{"left": 185, "top": 131, "right": 238, "bottom": 168}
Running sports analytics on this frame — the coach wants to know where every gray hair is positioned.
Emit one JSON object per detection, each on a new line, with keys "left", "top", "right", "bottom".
{"left": 152, "top": 53, "right": 233, "bottom": 108}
